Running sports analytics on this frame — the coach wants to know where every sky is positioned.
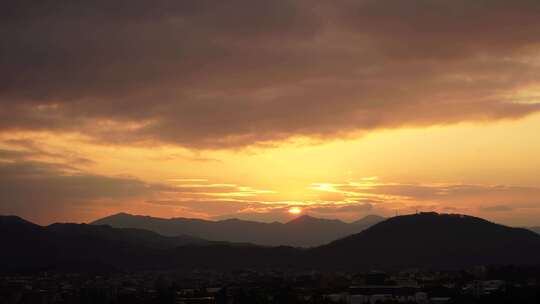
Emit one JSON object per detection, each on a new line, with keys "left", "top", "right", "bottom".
{"left": 1, "top": 0, "right": 540, "bottom": 226}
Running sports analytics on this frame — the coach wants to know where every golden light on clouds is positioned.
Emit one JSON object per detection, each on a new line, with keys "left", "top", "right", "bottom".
{"left": 2, "top": 0, "right": 540, "bottom": 226}
{"left": 2, "top": 114, "right": 540, "bottom": 225}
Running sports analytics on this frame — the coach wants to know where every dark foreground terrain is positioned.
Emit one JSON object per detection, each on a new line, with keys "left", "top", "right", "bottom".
{"left": 2, "top": 212, "right": 540, "bottom": 272}
{"left": 2, "top": 266, "right": 540, "bottom": 304}
{"left": 2, "top": 212, "right": 540, "bottom": 303}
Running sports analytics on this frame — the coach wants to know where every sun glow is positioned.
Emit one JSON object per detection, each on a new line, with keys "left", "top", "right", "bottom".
{"left": 288, "top": 207, "right": 302, "bottom": 215}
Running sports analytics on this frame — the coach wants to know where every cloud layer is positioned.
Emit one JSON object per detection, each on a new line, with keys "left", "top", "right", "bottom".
{"left": 2, "top": 1, "right": 540, "bottom": 226}
{"left": 0, "top": 159, "right": 155, "bottom": 224}
{"left": 2, "top": 0, "right": 540, "bottom": 148}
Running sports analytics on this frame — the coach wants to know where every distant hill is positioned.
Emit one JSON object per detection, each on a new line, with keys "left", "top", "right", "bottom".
{"left": 530, "top": 226, "right": 540, "bottom": 235}
{"left": 312, "top": 212, "right": 540, "bottom": 270}
{"left": 3, "top": 213, "right": 540, "bottom": 273}
{"left": 46, "top": 223, "right": 210, "bottom": 249}
{"left": 0, "top": 216, "right": 155, "bottom": 272}
{"left": 0, "top": 215, "right": 261, "bottom": 272}
{"left": 91, "top": 213, "right": 385, "bottom": 247}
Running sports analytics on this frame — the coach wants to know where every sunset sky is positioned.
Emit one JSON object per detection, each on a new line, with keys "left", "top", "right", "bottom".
{"left": 2, "top": 0, "right": 540, "bottom": 226}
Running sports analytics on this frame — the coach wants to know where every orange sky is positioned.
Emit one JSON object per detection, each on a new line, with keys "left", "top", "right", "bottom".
{"left": 1, "top": 0, "right": 540, "bottom": 226}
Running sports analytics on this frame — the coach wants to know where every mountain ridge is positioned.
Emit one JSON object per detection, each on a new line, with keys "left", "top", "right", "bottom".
{"left": 529, "top": 226, "right": 540, "bottom": 235}
{"left": 3, "top": 212, "right": 540, "bottom": 272}
{"left": 311, "top": 212, "right": 540, "bottom": 270}
{"left": 91, "top": 213, "right": 385, "bottom": 247}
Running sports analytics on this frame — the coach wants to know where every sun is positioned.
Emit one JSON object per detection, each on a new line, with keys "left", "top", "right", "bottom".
{"left": 288, "top": 207, "right": 302, "bottom": 215}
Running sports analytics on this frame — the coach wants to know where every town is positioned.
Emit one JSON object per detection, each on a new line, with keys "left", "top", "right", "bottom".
{"left": 2, "top": 266, "right": 539, "bottom": 304}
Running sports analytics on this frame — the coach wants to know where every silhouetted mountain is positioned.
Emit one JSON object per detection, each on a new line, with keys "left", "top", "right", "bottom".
{"left": 0, "top": 215, "right": 39, "bottom": 227}
{"left": 0, "top": 216, "right": 257, "bottom": 272}
{"left": 46, "top": 223, "right": 209, "bottom": 249}
{"left": 530, "top": 226, "right": 540, "bottom": 235}
{"left": 3, "top": 213, "right": 540, "bottom": 273}
{"left": 0, "top": 216, "right": 178, "bottom": 272}
{"left": 311, "top": 212, "right": 540, "bottom": 270}
{"left": 352, "top": 214, "right": 387, "bottom": 226}
{"left": 91, "top": 213, "right": 385, "bottom": 247}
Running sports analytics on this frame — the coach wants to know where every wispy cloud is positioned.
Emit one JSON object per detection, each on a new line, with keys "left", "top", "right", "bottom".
{"left": 0, "top": 159, "right": 157, "bottom": 224}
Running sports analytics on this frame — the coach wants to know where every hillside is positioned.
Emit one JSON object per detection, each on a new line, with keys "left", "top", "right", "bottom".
{"left": 312, "top": 212, "right": 540, "bottom": 270}
{"left": 530, "top": 226, "right": 540, "bottom": 235}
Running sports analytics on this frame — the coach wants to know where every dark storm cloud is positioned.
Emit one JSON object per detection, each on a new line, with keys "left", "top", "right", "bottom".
{"left": 2, "top": 0, "right": 540, "bottom": 148}
{"left": 333, "top": 0, "right": 540, "bottom": 58}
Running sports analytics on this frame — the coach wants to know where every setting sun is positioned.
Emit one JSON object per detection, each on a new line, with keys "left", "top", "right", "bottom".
{"left": 288, "top": 207, "right": 303, "bottom": 215}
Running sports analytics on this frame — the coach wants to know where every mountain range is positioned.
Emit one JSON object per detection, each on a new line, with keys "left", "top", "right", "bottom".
{"left": 0, "top": 215, "right": 217, "bottom": 272}
{"left": 91, "top": 213, "right": 385, "bottom": 247}
{"left": 2, "top": 212, "right": 540, "bottom": 272}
